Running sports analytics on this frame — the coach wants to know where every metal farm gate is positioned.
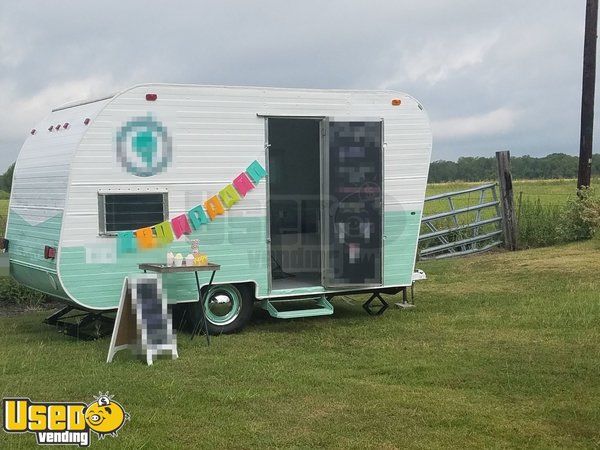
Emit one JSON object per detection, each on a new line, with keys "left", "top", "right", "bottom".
{"left": 418, "top": 183, "right": 504, "bottom": 259}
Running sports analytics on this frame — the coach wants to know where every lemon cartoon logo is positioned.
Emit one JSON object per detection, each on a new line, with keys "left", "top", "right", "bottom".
{"left": 84, "top": 393, "right": 129, "bottom": 440}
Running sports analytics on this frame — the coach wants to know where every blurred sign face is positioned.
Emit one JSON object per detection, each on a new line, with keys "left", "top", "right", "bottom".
{"left": 134, "top": 277, "right": 171, "bottom": 348}
{"left": 107, "top": 275, "right": 177, "bottom": 365}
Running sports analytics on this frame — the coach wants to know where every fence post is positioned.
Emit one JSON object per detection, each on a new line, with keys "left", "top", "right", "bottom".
{"left": 496, "top": 151, "right": 518, "bottom": 251}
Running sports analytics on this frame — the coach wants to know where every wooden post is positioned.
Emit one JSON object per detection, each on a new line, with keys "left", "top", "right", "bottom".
{"left": 578, "top": 0, "right": 598, "bottom": 189}
{"left": 496, "top": 151, "right": 518, "bottom": 251}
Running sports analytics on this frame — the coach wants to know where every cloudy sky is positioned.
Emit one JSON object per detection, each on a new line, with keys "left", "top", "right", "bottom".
{"left": 0, "top": 1, "right": 594, "bottom": 171}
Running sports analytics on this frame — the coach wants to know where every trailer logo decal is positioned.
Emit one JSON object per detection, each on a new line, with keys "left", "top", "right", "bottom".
{"left": 3, "top": 392, "right": 129, "bottom": 446}
{"left": 116, "top": 114, "right": 172, "bottom": 177}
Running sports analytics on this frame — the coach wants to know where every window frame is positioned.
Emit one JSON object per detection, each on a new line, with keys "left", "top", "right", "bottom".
{"left": 98, "top": 191, "right": 169, "bottom": 236}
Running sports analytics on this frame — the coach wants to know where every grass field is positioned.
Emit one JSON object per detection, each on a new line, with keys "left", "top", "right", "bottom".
{"left": 424, "top": 178, "right": 599, "bottom": 216}
{"left": 423, "top": 178, "right": 586, "bottom": 218}
{"left": 426, "top": 178, "right": 598, "bottom": 206}
{"left": 1, "top": 239, "right": 599, "bottom": 448}
{"left": 0, "top": 199, "right": 7, "bottom": 238}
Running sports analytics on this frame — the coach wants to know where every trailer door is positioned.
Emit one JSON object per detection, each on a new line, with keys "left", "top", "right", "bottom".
{"left": 321, "top": 119, "right": 383, "bottom": 288}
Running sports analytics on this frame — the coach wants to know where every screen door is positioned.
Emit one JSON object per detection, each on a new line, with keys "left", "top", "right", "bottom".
{"left": 322, "top": 119, "right": 383, "bottom": 287}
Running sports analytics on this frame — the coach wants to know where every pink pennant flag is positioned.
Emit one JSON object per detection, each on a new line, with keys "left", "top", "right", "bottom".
{"left": 171, "top": 214, "right": 192, "bottom": 239}
{"left": 232, "top": 172, "right": 255, "bottom": 197}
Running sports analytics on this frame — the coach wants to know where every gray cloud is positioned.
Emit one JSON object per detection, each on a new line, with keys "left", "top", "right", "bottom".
{"left": 0, "top": 1, "right": 592, "bottom": 171}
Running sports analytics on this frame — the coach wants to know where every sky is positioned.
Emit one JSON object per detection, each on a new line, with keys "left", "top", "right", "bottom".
{"left": 0, "top": 1, "right": 595, "bottom": 171}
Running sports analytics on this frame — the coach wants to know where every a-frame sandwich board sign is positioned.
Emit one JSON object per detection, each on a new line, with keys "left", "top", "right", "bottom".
{"left": 107, "top": 275, "right": 178, "bottom": 365}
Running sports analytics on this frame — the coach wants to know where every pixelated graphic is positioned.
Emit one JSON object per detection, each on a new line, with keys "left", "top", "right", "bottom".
{"left": 85, "top": 242, "right": 117, "bottom": 264}
{"left": 116, "top": 114, "right": 172, "bottom": 177}
{"left": 328, "top": 121, "right": 383, "bottom": 285}
{"left": 131, "top": 275, "right": 177, "bottom": 363}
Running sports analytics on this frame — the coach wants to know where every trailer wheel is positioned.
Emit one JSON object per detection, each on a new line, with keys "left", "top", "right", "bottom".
{"left": 189, "top": 284, "right": 253, "bottom": 335}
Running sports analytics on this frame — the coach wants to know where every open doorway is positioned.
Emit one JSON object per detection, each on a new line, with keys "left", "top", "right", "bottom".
{"left": 268, "top": 118, "right": 322, "bottom": 290}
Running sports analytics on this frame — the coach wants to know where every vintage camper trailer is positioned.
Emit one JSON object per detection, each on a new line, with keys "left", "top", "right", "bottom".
{"left": 4, "top": 84, "right": 432, "bottom": 333}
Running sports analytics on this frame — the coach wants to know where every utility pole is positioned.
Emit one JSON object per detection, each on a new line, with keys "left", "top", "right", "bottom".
{"left": 578, "top": 0, "right": 598, "bottom": 189}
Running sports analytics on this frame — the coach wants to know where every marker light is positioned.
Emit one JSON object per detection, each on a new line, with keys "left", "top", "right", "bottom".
{"left": 145, "top": 93, "right": 158, "bottom": 101}
{"left": 391, "top": 99, "right": 402, "bottom": 106}
{"left": 44, "top": 246, "right": 56, "bottom": 259}
{"left": 84, "top": 118, "right": 90, "bottom": 125}
{"left": 31, "top": 129, "right": 36, "bottom": 135}
{"left": 56, "top": 124, "right": 61, "bottom": 130}
{"left": 63, "top": 122, "right": 69, "bottom": 129}
{"left": 48, "top": 126, "right": 54, "bottom": 132}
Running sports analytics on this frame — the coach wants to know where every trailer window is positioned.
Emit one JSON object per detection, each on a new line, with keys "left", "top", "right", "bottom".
{"left": 98, "top": 193, "right": 168, "bottom": 234}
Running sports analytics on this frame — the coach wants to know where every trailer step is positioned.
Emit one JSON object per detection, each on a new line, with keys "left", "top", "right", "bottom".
{"left": 261, "top": 296, "right": 334, "bottom": 319}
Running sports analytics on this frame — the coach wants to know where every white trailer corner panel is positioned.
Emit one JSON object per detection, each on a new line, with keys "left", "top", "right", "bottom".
{"left": 6, "top": 84, "right": 432, "bottom": 311}
{"left": 6, "top": 98, "right": 111, "bottom": 300}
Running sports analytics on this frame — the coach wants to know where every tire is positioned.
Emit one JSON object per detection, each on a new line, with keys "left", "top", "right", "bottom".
{"left": 188, "top": 284, "right": 254, "bottom": 335}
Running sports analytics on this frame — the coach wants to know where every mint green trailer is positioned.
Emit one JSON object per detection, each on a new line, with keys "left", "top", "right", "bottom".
{"left": 5, "top": 84, "right": 431, "bottom": 333}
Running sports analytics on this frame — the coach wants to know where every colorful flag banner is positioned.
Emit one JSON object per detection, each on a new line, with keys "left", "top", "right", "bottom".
{"left": 126, "top": 160, "right": 266, "bottom": 252}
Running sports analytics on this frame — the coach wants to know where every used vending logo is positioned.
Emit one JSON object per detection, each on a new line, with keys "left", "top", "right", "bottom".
{"left": 3, "top": 393, "right": 129, "bottom": 447}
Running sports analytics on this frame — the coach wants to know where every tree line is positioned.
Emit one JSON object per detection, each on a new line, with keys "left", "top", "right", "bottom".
{"left": 0, "top": 163, "right": 14, "bottom": 193}
{"left": 429, "top": 153, "right": 600, "bottom": 182}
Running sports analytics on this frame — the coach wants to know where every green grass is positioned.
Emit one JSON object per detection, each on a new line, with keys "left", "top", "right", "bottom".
{"left": 0, "top": 199, "right": 7, "bottom": 238}
{"left": 424, "top": 178, "right": 583, "bottom": 221}
{"left": 426, "top": 178, "right": 600, "bottom": 209}
{"left": 1, "top": 240, "right": 599, "bottom": 448}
